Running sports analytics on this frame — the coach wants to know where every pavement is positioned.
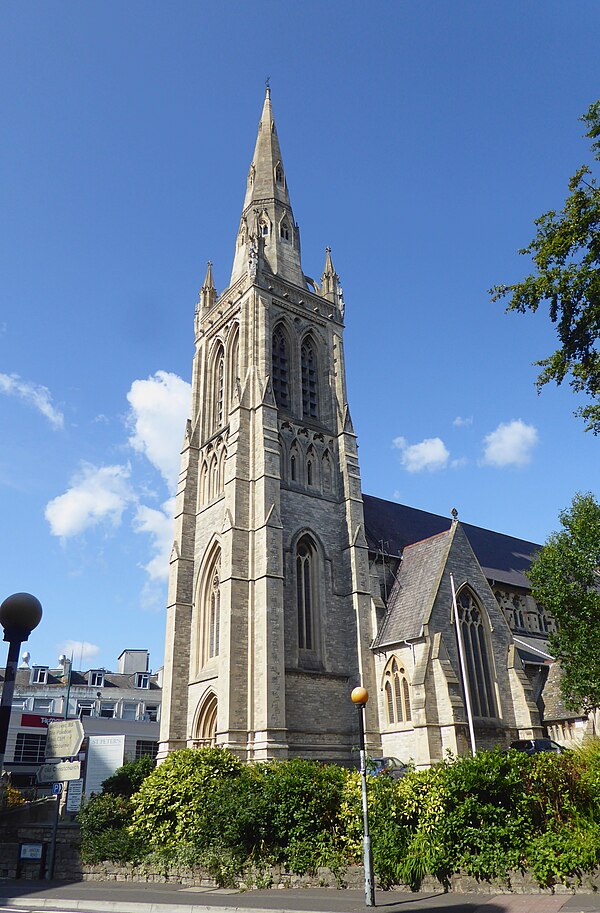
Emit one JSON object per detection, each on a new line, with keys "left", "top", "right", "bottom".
{"left": 0, "top": 881, "right": 600, "bottom": 913}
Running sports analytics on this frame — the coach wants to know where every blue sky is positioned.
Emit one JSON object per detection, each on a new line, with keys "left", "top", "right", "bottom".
{"left": 1, "top": 1, "right": 598, "bottom": 673}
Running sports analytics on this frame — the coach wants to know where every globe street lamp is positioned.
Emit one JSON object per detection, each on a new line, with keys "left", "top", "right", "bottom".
{"left": 0, "top": 593, "right": 43, "bottom": 775}
{"left": 351, "top": 686, "right": 375, "bottom": 906}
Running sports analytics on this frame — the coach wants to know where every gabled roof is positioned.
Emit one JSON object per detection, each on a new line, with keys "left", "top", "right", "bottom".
{"left": 363, "top": 494, "right": 539, "bottom": 589}
{"left": 374, "top": 528, "right": 452, "bottom": 647}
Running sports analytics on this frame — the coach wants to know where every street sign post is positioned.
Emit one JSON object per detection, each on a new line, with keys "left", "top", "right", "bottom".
{"left": 45, "top": 719, "right": 84, "bottom": 760}
{"left": 38, "top": 760, "right": 81, "bottom": 783}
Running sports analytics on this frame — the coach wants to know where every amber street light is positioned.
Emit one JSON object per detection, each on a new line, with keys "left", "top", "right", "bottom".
{"left": 0, "top": 593, "right": 43, "bottom": 775}
{"left": 351, "top": 686, "right": 375, "bottom": 906}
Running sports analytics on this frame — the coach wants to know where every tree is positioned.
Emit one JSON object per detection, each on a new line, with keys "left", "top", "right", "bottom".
{"left": 491, "top": 101, "right": 600, "bottom": 433}
{"left": 527, "top": 492, "right": 600, "bottom": 712}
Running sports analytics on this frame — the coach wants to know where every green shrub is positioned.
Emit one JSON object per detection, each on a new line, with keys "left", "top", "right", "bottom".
{"left": 102, "top": 755, "right": 155, "bottom": 797}
{"left": 78, "top": 793, "right": 143, "bottom": 863}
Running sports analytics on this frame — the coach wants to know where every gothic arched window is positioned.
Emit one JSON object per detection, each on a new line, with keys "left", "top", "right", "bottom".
{"left": 322, "top": 450, "right": 332, "bottom": 493}
{"left": 383, "top": 657, "right": 411, "bottom": 724}
{"left": 197, "top": 548, "right": 221, "bottom": 670}
{"left": 212, "top": 344, "right": 225, "bottom": 432}
{"left": 296, "top": 535, "right": 318, "bottom": 651}
{"left": 456, "top": 588, "right": 497, "bottom": 719}
{"left": 272, "top": 326, "right": 290, "bottom": 409}
{"left": 208, "top": 568, "right": 220, "bottom": 660}
{"left": 280, "top": 221, "right": 290, "bottom": 241}
{"left": 227, "top": 324, "right": 239, "bottom": 407}
{"left": 301, "top": 337, "right": 318, "bottom": 419}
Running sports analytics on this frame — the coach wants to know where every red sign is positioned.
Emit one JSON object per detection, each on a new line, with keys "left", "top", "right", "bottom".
{"left": 21, "top": 713, "right": 62, "bottom": 729}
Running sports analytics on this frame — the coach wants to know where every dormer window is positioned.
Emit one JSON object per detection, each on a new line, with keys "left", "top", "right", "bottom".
{"left": 89, "top": 670, "right": 105, "bottom": 688}
{"left": 280, "top": 222, "right": 290, "bottom": 241}
{"left": 31, "top": 667, "right": 48, "bottom": 685}
{"left": 136, "top": 672, "right": 150, "bottom": 689}
{"left": 275, "top": 164, "right": 284, "bottom": 184}
{"left": 261, "top": 222, "right": 269, "bottom": 236}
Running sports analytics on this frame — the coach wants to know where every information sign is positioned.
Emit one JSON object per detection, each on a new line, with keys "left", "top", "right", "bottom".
{"left": 38, "top": 760, "right": 81, "bottom": 783}
{"left": 66, "top": 778, "right": 84, "bottom": 812}
{"left": 45, "top": 719, "right": 84, "bottom": 760}
{"left": 20, "top": 843, "right": 43, "bottom": 860}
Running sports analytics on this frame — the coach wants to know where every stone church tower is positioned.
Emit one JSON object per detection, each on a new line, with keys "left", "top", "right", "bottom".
{"left": 158, "top": 89, "right": 379, "bottom": 762}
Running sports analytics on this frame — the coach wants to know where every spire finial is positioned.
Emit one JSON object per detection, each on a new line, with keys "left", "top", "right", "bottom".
{"left": 451, "top": 507, "right": 458, "bottom": 521}
{"left": 265, "top": 76, "right": 271, "bottom": 98}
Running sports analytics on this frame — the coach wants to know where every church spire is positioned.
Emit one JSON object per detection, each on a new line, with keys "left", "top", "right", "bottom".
{"left": 230, "top": 88, "right": 305, "bottom": 288}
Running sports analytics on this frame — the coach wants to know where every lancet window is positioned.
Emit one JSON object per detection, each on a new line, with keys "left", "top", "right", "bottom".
{"left": 296, "top": 535, "right": 317, "bottom": 651}
{"left": 456, "top": 588, "right": 496, "bottom": 719}
{"left": 383, "top": 657, "right": 412, "bottom": 725}
{"left": 197, "top": 548, "right": 221, "bottom": 670}
{"left": 272, "top": 326, "right": 290, "bottom": 409}
{"left": 301, "top": 337, "right": 318, "bottom": 419}
{"left": 212, "top": 344, "right": 225, "bottom": 432}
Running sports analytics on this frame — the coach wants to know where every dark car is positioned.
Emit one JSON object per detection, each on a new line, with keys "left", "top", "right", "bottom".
{"left": 366, "top": 756, "right": 408, "bottom": 779}
{"left": 509, "top": 738, "right": 565, "bottom": 756}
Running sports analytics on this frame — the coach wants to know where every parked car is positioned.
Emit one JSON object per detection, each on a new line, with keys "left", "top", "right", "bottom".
{"left": 366, "top": 756, "right": 408, "bottom": 779}
{"left": 509, "top": 738, "right": 565, "bottom": 756}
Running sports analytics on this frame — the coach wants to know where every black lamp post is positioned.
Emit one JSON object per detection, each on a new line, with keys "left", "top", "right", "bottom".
{"left": 0, "top": 593, "right": 43, "bottom": 775}
{"left": 351, "top": 685, "right": 375, "bottom": 906}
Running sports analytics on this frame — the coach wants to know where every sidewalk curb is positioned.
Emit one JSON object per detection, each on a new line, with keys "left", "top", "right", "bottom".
{"left": 0, "top": 899, "right": 331, "bottom": 913}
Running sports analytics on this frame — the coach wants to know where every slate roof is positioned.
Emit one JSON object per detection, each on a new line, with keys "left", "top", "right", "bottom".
{"left": 363, "top": 494, "right": 539, "bottom": 589}
{"left": 374, "top": 529, "right": 452, "bottom": 647}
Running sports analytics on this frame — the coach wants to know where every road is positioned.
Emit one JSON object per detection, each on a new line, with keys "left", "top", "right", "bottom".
{"left": 0, "top": 881, "right": 600, "bottom": 913}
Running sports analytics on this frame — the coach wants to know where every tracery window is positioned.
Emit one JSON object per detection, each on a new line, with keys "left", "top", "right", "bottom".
{"left": 383, "top": 657, "right": 412, "bottom": 725}
{"left": 280, "top": 221, "right": 290, "bottom": 241}
{"left": 456, "top": 588, "right": 496, "bottom": 719}
{"left": 197, "top": 548, "right": 221, "bottom": 670}
{"left": 296, "top": 535, "right": 317, "bottom": 651}
{"left": 301, "top": 337, "right": 318, "bottom": 419}
{"left": 272, "top": 326, "right": 290, "bottom": 409}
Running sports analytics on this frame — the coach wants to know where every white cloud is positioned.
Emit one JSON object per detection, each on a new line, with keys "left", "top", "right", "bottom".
{"left": 393, "top": 435, "right": 450, "bottom": 473}
{"left": 133, "top": 498, "right": 175, "bottom": 582}
{"left": 0, "top": 372, "right": 64, "bottom": 429}
{"left": 127, "top": 371, "right": 191, "bottom": 491}
{"left": 59, "top": 640, "right": 100, "bottom": 662}
{"left": 451, "top": 457, "right": 468, "bottom": 469}
{"left": 45, "top": 463, "right": 135, "bottom": 537}
{"left": 482, "top": 420, "right": 539, "bottom": 468}
{"left": 453, "top": 415, "right": 473, "bottom": 428}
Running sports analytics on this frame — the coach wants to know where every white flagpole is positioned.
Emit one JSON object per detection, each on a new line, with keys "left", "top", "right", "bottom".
{"left": 450, "top": 573, "right": 477, "bottom": 757}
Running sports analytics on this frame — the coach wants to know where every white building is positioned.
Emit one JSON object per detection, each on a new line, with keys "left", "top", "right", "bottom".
{"left": 2, "top": 649, "right": 161, "bottom": 792}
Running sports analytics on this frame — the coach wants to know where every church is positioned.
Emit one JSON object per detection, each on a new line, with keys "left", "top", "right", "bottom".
{"left": 158, "top": 90, "right": 561, "bottom": 769}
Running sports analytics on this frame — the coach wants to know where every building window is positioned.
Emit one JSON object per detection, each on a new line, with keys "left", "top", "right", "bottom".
{"left": 275, "top": 163, "right": 284, "bottom": 184}
{"left": 144, "top": 704, "right": 159, "bottom": 722}
{"left": 228, "top": 323, "right": 239, "bottom": 406}
{"left": 135, "top": 740, "right": 158, "bottom": 760}
{"left": 136, "top": 673, "right": 150, "bottom": 689}
{"left": 301, "top": 338, "right": 318, "bottom": 419}
{"left": 89, "top": 670, "right": 105, "bottom": 687}
{"left": 197, "top": 548, "right": 221, "bottom": 670}
{"left": 456, "top": 588, "right": 497, "bottom": 719}
{"left": 33, "top": 698, "right": 53, "bottom": 714}
{"left": 261, "top": 222, "right": 269, "bottom": 236}
{"left": 77, "top": 701, "right": 94, "bottom": 717}
{"left": 122, "top": 702, "right": 139, "bottom": 721}
{"left": 322, "top": 451, "right": 333, "bottom": 493}
{"left": 296, "top": 535, "right": 318, "bottom": 651}
{"left": 383, "top": 657, "right": 412, "bottom": 725}
{"left": 280, "top": 221, "right": 290, "bottom": 241}
{"left": 100, "top": 702, "right": 116, "bottom": 719}
{"left": 214, "top": 346, "right": 225, "bottom": 431}
{"left": 14, "top": 733, "right": 46, "bottom": 764}
{"left": 31, "top": 667, "right": 48, "bottom": 685}
{"left": 272, "top": 326, "right": 289, "bottom": 409}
